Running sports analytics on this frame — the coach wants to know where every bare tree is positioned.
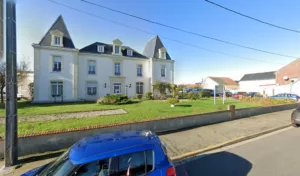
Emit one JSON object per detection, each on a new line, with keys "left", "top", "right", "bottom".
{"left": 17, "top": 60, "right": 30, "bottom": 86}
{"left": 0, "top": 60, "right": 30, "bottom": 103}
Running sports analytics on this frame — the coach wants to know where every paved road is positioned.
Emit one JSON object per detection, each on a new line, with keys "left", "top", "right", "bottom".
{"left": 160, "top": 109, "right": 293, "bottom": 157}
{"left": 176, "top": 127, "right": 300, "bottom": 176}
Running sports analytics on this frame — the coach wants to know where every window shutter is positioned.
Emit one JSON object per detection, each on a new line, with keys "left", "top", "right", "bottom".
{"left": 49, "top": 56, "right": 53, "bottom": 72}
{"left": 61, "top": 58, "right": 63, "bottom": 72}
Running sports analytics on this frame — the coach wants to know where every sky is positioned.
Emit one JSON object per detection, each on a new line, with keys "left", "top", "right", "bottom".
{"left": 16, "top": 0, "right": 300, "bottom": 84}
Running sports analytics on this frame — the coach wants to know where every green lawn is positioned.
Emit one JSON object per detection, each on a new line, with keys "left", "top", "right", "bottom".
{"left": 0, "top": 99, "right": 260, "bottom": 136}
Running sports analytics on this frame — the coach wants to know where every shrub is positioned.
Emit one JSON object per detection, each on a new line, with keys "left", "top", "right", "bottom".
{"left": 240, "top": 97, "right": 296, "bottom": 106}
{"left": 136, "top": 94, "right": 143, "bottom": 100}
{"left": 166, "top": 98, "right": 179, "bottom": 105}
{"left": 97, "top": 94, "right": 131, "bottom": 105}
{"left": 146, "top": 92, "right": 153, "bottom": 100}
{"left": 28, "top": 82, "right": 34, "bottom": 99}
{"left": 188, "top": 92, "right": 200, "bottom": 100}
{"left": 199, "top": 90, "right": 211, "bottom": 98}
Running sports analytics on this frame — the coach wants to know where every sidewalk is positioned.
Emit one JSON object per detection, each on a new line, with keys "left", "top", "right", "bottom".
{"left": 0, "top": 109, "right": 294, "bottom": 175}
{"left": 160, "top": 109, "right": 293, "bottom": 158}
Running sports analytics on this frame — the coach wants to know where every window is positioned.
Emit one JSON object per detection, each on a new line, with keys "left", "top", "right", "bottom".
{"left": 54, "top": 36, "right": 61, "bottom": 45}
{"left": 136, "top": 82, "right": 143, "bottom": 94}
{"left": 115, "top": 46, "right": 120, "bottom": 54}
{"left": 97, "top": 45, "right": 104, "bottom": 53}
{"left": 88, "top": 61, "right": 96, "bottom": 74}
{"left": 75, "top": 158, "right": 109, "bottom": 176}
{"left": 160, "top": 51, "right": 166, "bottom": 59}
{"left": 53, "top": 56, "right": 62, "bottom": 72}
{"left": 51, "top": 81, "right": 63, "bottom": 97}
{"left": 161, "top": 65, "right": 166, "bottom": 77}
{"left": 110, "top": 150, "right": 154, "bottom": 176}
{"left": 137, "top": 65, "right": 142, "bottom": 76}
{"left": 113, "top": 83, "right": 122, "bottom": 94}
{"left": 114, "top": 63, "right": 120, "bottom": 76}
{"left": 87, "top": 83, "right": 97, "bottom": 96}
{"left": 127, "top": 50, "right": 133, "bottom": 56}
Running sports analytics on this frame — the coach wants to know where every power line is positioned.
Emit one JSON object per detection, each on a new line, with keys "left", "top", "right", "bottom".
{"left": 205, "top": 0, "right": 300, "bottom": 34}
{"left": 48, "top": 0, "right": 285, "bottom": 65}
{"left": 81, "top": 0, "right": 298, "bottom": 59}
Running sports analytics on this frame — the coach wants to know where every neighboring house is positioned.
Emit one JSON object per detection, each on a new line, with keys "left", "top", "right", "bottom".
{"left": 239, "top": 71, "right": 276, "bottom": 96}
{"left": 18, "top": 71, "right": 34, "bottom": 98}
{"left": 202, "top": 77, "right": 239, "bottom": 90}
{"left": 32, "top": 15, "right": 174, "bottom": 103}
{"left": 275, "top": 59, "right": 300, "bottom": 95}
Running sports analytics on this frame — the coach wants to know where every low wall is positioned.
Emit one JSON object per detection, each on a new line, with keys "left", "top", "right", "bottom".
{"left": 0, "top": 103, "right": 298, "bottom": 158}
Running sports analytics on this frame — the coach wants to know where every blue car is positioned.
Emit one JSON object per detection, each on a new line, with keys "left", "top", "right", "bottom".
{"left": 22, "top": 130, "right": 176, "bottom": 176}
{"left": 269, "top": 93, "right": 299, "bottom": 102}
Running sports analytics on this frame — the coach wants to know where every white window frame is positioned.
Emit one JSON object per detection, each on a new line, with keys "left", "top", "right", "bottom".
{"left": 127, "top": 50, "right": 133, "bottom": 56}
{"left": 113, "top": 83, "right": 122, "bottom": 94}
{"left": 137, "top": 65, "right": 142, "bottom": 77}
{"left": 161, "top": 65, "right": 166, "bottom": 77}
{"left": 97, "top": 45, "right": 104, "bottom": 53}
{"left": 53, "top": 56, "right": 62, "bottom": 72}
{"left": 114, "top": 62, "right": 121, "bottom": 76}
{"left": 86, "top": 82, "right": 97, "bottom": 96}
{"left": 88, "top": 61, "right": 96, "bottom": 75}
{"left": 136, "top": 82, "right": 144, "bottom": 94}
{"left": 51, "top": 81, "right": 63, "bottom": 97}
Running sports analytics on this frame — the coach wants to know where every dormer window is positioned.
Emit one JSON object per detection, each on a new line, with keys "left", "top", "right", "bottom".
{"left": 50, "top": 30, "right": 64, "bottom": 47}
{"left": 159, "top": 47, "right": 167, "bottom": 59}
{"left": 112, "top": 39, "right": 123, "bottom": 55}
{"left": 54, "top": 36, "right": 61, "bottom": 45}
{"left": 115, "top": 46, "right": 120, "bottom": 54}
{"left": 97, "top": 45, "right": 104, "bottom": 53}
{"left": 127, "top": 50, "right": 133, "bottom": 56}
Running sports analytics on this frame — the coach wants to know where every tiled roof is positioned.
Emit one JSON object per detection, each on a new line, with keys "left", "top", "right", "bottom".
{"left": 39, "top": 15, "right": 75, "bottom": 48}
{"left": 240, "top": 71, "right": 275, "bottom": 81}
{"left": 79, "top": 42, "right": 148, "bottom": 59}
{"left": 209, "top": 77, "right": 238, "bottom": 85}
{"left": 143, "top": 35, "right": 172, "bottom": 60}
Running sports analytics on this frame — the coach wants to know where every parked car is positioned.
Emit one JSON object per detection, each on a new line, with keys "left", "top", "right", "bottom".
{"left": 202, "top": 89, "right": 214, "bottom": 96}
{"left": 269, "top": 93, "right": 299, "bottom": 102}
{"left": 232, "top": 92, "right": 247, "bottom": 99}
{"left": 291, "top": 106, "right": 300, "bottom": 127}
{"left": 22, "top": 130, "right": 176, "bottom": 176}
{"left": 246, "top": 92, "right": 263, "bottom": 98}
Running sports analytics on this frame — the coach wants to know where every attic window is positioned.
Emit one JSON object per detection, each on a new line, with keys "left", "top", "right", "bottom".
{"left": 98, "top": 45, "right": 104, "bottom": 53}
{"left": 54, "top": 36, "right": 61, "bottom": 45}
{"left": 50, "top": 30, "right": 64, "bottom": 47}
{"left": 160, "top": 51, "right": 166, "bottom": 59}
{"left": 127, "top": 50, "right": 133, "bottom": 56}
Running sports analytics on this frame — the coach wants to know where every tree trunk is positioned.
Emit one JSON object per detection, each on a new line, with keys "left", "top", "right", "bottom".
{"left": 0, "top": 87, "right": 3, "bottom": 104}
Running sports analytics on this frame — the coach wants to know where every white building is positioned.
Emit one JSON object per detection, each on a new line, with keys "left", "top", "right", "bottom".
{"left": 32, "top": 16, "right": 175, "bottom": 103}
{"left": 202, "top": 77, "right": 239, "bottom": 90}
{"left": 239, "top": 71, "right": 276, "bottom": 96}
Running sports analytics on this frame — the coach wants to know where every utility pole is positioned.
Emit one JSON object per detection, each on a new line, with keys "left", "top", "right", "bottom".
{"left": 5, "top": 0, "right": 17, "bottom": 167}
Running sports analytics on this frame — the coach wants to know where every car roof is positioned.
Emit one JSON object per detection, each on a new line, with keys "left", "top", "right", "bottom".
{"left": 69, "top": 130, "right": 161, "bottom": 165}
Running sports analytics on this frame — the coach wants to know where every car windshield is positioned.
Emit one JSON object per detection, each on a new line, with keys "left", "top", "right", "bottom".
{"left": 38, "top": 150, "right": 75, "bottom": 176}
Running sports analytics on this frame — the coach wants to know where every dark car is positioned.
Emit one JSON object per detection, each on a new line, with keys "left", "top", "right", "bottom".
{"left": 246, "top": 92, "right": 263, "bottom": 98}
{"left": 22, "top": 130, "right": 176, "bottom": 176}
{"left": 291, "top": 106, "right": 300, "bottom": 127}
{"left": 203, "top": 89, "right": 214, "bottom": 96}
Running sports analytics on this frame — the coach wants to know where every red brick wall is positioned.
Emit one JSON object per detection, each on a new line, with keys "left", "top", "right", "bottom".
{"left": 276, "top": 59, "right": 300, "bottom": 85}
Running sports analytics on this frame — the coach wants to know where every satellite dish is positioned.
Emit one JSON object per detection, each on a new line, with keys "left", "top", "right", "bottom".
{"left": 283, "top": 76, "right": 289, "bottom": 81}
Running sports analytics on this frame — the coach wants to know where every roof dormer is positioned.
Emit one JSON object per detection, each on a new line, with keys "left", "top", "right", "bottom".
{"left": 112, "top": 39, "right": 122, "bottom": 56}
{"left": 50, "top": 29, "right": 64, "bottom": 47}
{"left": 159, "top": 47, "right": 166, "bottom": 59}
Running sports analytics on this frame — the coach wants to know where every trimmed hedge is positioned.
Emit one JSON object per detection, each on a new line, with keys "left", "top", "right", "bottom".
{"left": 166, "top": 98, "right": 179, "bottom": 105}
{"left": 97, "top": 94, "right": 131, "bottom": 105}
{"left": 136, "top": 94, "right": 143, "bottom": 100}
{"left": 146, "top": 92, "right": 153, "bottom": 100}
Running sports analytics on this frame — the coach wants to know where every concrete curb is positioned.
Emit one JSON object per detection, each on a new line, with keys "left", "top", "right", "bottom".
{"left": 171, "top": 124, "right": 292, "bottom": 163}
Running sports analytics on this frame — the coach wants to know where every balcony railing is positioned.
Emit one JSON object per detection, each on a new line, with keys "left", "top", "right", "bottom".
{"left": 88, "top": 71, "right": 96, "bottom": 75}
